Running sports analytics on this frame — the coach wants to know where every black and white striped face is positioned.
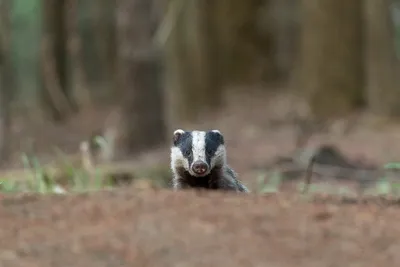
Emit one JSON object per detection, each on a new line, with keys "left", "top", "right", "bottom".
{"left": 171, "top": 129, "right": 227, "bottom": 177}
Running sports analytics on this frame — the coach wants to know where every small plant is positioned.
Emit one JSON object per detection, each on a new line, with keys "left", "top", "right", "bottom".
{"left": 257, "top": 171, "right": 283, "bottom": 194}
{"left": 0, "top": 178, "right": 19, "bottom": 193}
{"left": 21, "top": 153, "right": 61, "bottom": 194}
{"left": 0, "top": 150, "right": 106, "bottom": 194}
{"left": 376, "top": 162, "right": 400, "bottom": 196}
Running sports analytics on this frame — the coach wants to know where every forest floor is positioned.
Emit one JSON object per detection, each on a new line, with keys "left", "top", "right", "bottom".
{"left": 1, "top": 189, "right": 400, "bottom": 267}
{"left": 2, "top": 87, "right": 400, "bottom": 266}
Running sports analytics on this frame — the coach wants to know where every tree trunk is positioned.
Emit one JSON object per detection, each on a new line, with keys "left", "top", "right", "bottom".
{"left": 164, "top": 0, "right": 223, "bottom": 126}
{"left": 41, "top": 0, "right": 75, "bottom": 122}
{"left": 11, "top": 0, "right": 42, "bottom": 111}
{"left": 298, "top": 0, "right": 364, "bottom": 120}
{"left": 0, "top": 0, "right": 12, "bottom": 165}
{"left": 116, "top": 0, "right": 166, "bottom": 155}
{"left": 89, "top": 0, "right": 117, "bottom": 93}
{"left": 221, "top": 0, "right": 279, "bottom": 84}
{"left": 364, "top": 0, "right": 400, "bottom": 116}
{"left": 269, "top": 0, "right": 300, "bottom": 81}
{"left": 65, "top": 0, "right": 91, "bottom": 108}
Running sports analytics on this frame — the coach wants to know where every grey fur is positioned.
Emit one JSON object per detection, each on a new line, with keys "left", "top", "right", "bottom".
{"left": 170, "top": 129, "right": 249, "bottom": 193}
{"left": 225, "top": 166, "right": 250, "bottom": 193}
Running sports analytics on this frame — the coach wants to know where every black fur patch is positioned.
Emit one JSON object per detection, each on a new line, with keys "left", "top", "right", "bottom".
{"left": 204, "top": 131, "right": 224, "bottom": 166}
{"left": 174, "top": 131, "right": 194, "bottom": 166}
{"left": 175, "top": 166, "right": 222, "bottom": 190}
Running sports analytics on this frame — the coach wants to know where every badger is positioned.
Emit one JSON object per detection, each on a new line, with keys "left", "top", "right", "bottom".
{"left": 170, "top": 129, "right": 249, "bottom": 193}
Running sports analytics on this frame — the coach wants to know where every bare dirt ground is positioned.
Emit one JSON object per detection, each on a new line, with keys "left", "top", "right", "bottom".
{"left": 2, "top": 188, "right": 400, "bottom": 267}
{"left": 3, "top": 87, "right": 400, "bottom": 266}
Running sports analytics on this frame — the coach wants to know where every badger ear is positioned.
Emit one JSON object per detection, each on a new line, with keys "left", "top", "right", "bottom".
{"left": 173, "top": 129, "right": 185, "bottom": 145}
{"left": 211, "top": 129, "right": 224, "bottom": 144}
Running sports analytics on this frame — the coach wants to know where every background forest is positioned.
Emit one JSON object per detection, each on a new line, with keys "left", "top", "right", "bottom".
{"left": 0, "top": 0, "right": 400, "bottom": 193}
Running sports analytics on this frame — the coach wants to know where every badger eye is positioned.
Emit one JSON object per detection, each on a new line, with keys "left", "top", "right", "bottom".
{"left": 206, "top": 149, "right": 213, "bottom": 156}
{"left": 184, "top": 150, "right": 192, "bottom": 157}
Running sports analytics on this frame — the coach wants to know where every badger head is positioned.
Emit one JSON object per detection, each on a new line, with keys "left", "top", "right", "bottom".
{"left": 170, "top": 129, "right": 227, "bottom": 177}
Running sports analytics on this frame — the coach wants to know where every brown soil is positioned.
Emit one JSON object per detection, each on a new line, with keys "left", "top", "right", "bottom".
{"left": 1, "top": 188, "right": 400, "bottom": 267}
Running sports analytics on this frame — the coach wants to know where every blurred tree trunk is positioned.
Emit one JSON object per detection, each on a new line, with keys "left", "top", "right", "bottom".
{"left": 0, "top": 0, "right": 12, "bottom": 164}
{"left": 298, "top": 0, "right": 364, "bottom": 120}
{"left": 164, "top": 0, "right": 280, "bottom": 126}
{"left": 11, "top": 0, "right": 42, "bottom": 112}
{"left": 90, "top": 0, "right": 117, "bottom": 93}
{"left": 79, "top": 0, "right": 116, "bottom": 99}
{"left": 269, "top": 0, "right": 300, "bottom": 81}
{"left": 65, "top": 0, "right": 91, "bottom": 108}
{"left": 223, "top": 0, "right": 279, "bottom": 83}
{"left": 116, "top": 0, "right": 166, "bottom": 155}
{"left": 41, "top": 0, "right": 76, "bottom": 122}
{"left": 164, "top": 0, "right": 223, "bottom": 126}
{"left": 364, "top": 0, "right": 400, "bottom": 116}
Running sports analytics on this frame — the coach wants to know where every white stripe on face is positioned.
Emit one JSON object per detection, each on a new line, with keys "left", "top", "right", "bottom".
{"left": 191, "top": 131, "right": 206, "bottom": 163}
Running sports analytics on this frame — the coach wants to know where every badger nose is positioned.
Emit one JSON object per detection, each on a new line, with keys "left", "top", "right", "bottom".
{"left": 192, "top": 161, "right": 209, "bottom": 175}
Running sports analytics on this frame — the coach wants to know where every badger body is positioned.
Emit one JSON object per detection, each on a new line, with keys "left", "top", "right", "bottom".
{"left": 170, "top": 129, "right": 249, "bottom": 193}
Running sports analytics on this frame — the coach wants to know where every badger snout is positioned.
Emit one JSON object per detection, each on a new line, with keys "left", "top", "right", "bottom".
{"left": 191, "top": 160, "right": 209, "bottom": 176}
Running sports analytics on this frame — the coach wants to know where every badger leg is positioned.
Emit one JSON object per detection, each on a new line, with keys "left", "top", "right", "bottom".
{"left": 215, "top": 179, "right": 240, "bottom": 191}
{"left": 223, "top": 167, "right": 250, "bottom": 193}
{"left": 211, "top": 173, "right": 243, "bottom": 192}
{"left": 237, "top": 182, "right": 250, "bottom": 193}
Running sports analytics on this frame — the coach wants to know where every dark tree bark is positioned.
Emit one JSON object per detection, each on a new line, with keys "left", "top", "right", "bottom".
{"left": 65, "top": 0, "right": 91, "bottom": 108}
{"left": 116, "top": 0, "right": 166, "bottom": 155}
{"left": 0, "top": 0, "right": 12, "bottom": 165}
{"left": 297, "top": 0, "right": 364, "bottom": 121}
{"left": 90, "top": 0, "right": 117, "bottom": 92}
{"left": 269, "top": 0, "right": 300, "bottom": 80}
{"left": 218, "top": 0, "right": 279, "bottom": 84}
{"left": 164, "top": 0, "right": 281, "bottom": 127}
{"left": 164, "top": 0, "right": 224, "bottom": 126}
{"left": 364, "top": 0, "right": 400, "bottom": 116}
{"left": 41, "top": 0, "right": 76, "bottom": 122}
